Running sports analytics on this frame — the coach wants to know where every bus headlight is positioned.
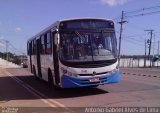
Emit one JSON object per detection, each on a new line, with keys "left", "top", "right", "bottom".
{"left": 67, "top": 71, "right": 79, "bottom": 77}
{"left": 60, "top": 67, "right": 79, "bottom": 77}
{"left": 61, "top": 67, "right": 67, "bottom": 74}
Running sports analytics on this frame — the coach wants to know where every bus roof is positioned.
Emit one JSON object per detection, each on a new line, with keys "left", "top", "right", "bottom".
{"left": 27, "top": 18, "right": 114, "bottom": 42}
{"left": 60, "top": 18, "right": 113, "bottom": 22}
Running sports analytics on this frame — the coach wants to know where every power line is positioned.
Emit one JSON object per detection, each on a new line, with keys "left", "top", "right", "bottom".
{"left": 0, "top": 39, "right": 25, "bottom": 55}
{"left": 124, "top": 5, "right": 160, "bottom": 14}
{"left": 124, "top": 22, "right": 147, "bottom": 31}
{"left": 8, "top": 42, "right": 25, "bottom": 55}
{"left": 123, "top": 38, "right": 159, "bottom": 56}
{"left": 124, "top": 32, "right": 160, "bottom": 43}
{"left": 113, "top": 16, "right": 121, "bottom": 21}
{"left": 123, "top": 34, "right": 147, "bottom": 41}
{"left": 115, "top": 4, "right": 160, "bottom": 60}
{"left": 123, "top": 38, "right": 145, "bottom": 46}
{"left": 125, "top": 10, "right": 160, "bottom": 18}
{"left": 125, "top": 36, "right": 144, "bottom": 42}
{"left": 124, "top": 38, "right": 159, "bottom": 52}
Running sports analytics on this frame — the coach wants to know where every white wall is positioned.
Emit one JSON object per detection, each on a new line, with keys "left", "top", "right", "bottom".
{"left": 119, "top": 58, "right": 160, "bottom": 68}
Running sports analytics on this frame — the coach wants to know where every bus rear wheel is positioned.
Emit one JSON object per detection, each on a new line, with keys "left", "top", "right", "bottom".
{"left": 48, "top": 69, "right": 54, "bottom": 87}
{"left": 33, "top": 66, "right": 38, "bottom": 80}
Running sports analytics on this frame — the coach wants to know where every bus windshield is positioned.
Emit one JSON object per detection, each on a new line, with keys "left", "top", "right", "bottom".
{"left": 59, "top": 31, "right": 117, "bottom": 63}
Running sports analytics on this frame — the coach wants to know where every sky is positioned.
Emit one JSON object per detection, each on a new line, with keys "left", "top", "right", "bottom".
{"left": 0, "top": 0, "right": 160, "bottom": 55}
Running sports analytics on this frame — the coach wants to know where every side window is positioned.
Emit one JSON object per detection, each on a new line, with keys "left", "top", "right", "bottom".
{"left": 29, "top": 42, "right": 32, "bottom": 55}
{"left": 41, "top": 35, "right": 45, "bottom": 54}
{"left": 27, "top": 42, "right": 32, "bottom": 55}
{"left": 27, "top": 42, "right": 29, "bottom": 55}
{"left": 32, "top": 40, "right": 34, "bottom": 55}
{"left": 33, "top": 39, "right": 36, "bottom": 55}
{"left": 46, "top": 32, "right": 52, "bottom": 54}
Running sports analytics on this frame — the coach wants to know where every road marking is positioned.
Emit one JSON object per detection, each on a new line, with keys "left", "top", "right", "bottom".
{"left": 3, "top": 70, "right": 67, "bottom": 108}
{"left": 122, "top": 72, "right": 159, "bottom": 78}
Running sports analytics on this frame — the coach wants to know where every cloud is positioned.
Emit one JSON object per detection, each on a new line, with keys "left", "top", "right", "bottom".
{"left": 14, "top": 27, "right": 22, "bottom": 33}
{"left": 0, "top": 42, "right": 5, "bottom": 47}
{"left": 100, "top": 0, "right": 130, "bottom": 7}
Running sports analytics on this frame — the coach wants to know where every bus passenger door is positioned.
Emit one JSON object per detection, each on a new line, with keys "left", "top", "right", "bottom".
{"left": 52, "top": 32, "right": 60, "bottom": 86}
{"left": 36, "top": 39, "right": 42, "bottom": 78}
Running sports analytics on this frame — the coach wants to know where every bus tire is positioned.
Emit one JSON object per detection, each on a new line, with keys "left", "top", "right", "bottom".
{"left": 87, "top": 85, "right": 99, "bottom": 88}
{"left": 48, "top": 69, "right": 61, "bottom": 90}
{"left": 91, "top": 85, "right": 99, "bottom": 87}
{"left": 54, "top": 85, "right": 61, "bottom": 90}
{"left": 48, "top": 69, "right": 54, "bottom": 88}
{"left": 33, "top": 66, "right": 38, "bottom": 80}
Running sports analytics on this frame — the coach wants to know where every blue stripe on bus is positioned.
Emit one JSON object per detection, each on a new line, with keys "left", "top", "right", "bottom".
{"left": 61, "top": 71, "right": 120, "bottom": 88}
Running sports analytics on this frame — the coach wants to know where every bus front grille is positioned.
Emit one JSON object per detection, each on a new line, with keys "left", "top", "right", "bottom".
{"left": 79, "top": 72, "right": 108, "bottom": 76}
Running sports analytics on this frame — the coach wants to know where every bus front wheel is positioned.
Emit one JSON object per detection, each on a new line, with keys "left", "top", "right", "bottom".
{"left": 48, "top": 69, "right": 61, "bottom": 90}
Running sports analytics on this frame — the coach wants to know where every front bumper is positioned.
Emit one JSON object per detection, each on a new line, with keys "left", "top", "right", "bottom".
{"left": 61, "top": 71, "right": 120, "bottom": 88}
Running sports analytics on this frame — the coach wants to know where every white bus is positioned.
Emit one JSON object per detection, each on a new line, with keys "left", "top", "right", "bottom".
{"left": 27, "top": 18, "right": 120, "bottom": 88}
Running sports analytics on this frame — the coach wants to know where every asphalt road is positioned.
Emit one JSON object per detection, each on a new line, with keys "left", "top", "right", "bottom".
{"left": 0, "top": 68, "right": 160, "bottom": 113}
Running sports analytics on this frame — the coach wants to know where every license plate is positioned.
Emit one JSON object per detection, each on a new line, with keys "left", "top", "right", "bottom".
{"left": 89, "top": 78, "right": 100, "bottom": 82}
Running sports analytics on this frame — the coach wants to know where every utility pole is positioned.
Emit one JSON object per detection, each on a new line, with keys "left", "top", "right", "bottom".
{"left": 145, "top": 29, "right": 154, "bottom": 67}
{"left": 152, "top": 34, "right": 155, "bottom": 67}
{"left": 158, "top": 40, "right": 159, "bottom": 55}
{"left": 157, "top": 40, "right": 159, "bottom": 68}
{"left": 118, "top": 11, "right": 127, "bottom": 66}
{"left": 144, "top": 39, "right": 146, "bottom": 67}
{"left": 6, "top": 40, "right": 9, "bottom": 61}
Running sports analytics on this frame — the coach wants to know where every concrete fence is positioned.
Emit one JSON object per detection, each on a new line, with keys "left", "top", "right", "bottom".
{"left": 119, "top": 58, "right": 160, "bottom": 68}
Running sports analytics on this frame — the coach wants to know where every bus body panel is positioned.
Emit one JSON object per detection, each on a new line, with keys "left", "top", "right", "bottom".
{"left": 59, "top": 61, "right": 120, "bottom": 88}
{"left": 40, "top": 55, "right": 53, "bottom": 81}
{"left": 61, "top": 71, "right": 120, "bottom": 88}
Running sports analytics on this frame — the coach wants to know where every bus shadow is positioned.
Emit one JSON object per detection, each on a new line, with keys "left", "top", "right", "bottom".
{"left": 0, "top": 68, "right": 109, "bottom": 102}
{"left": 50, "top": 87, "right": 108, "bottom": 98}
{"left": 17, "top": 75, "right": 108, "bottom": 99}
